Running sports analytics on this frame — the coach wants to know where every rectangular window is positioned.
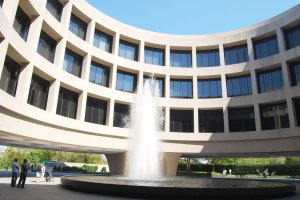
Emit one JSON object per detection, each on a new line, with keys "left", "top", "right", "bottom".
{"left": 46, "top": 0, "right": 63, "bottom": 21}
{"left": 197, "top": 49, "right": 220, "bottom": 67}
{"left": 257, "top": 68, "right": 283, "bottom": 93}
{"left": 0, "top": 0, "right": 3, "bottom": 7}
{"left": 93, "top": 29, "right": 113, "bottom": 53}
{"left": 294, "top": 98, "right": 300, "bottom": 126}
{"left": 170, "top": 50, "right": 192, "bottom": 68}
{"left": 254, "top": 35, "right": 279, "bottom": 59}
{"left": 116, "top": 70, "right": 137, "bottom": 93}
{"left": 0, "top": 56, "right": 21, "bottom": 96}
{"left": 198, "top": 110, "right": 224, "bottom": 133}
{"left": 198, "top": 79, "right": 222, "bottom": 98}
{"left": 27, "top": 74, "right": 50, "bottom": 110}
{"left": 224, "top": 44, "right": 249, "bottom": 65}
{"left": 227, "top": 75, "right": 252, "bottom": 97}
{"left": 170, "top": 79, "right": 193, "bottom": 98}
{"left": 228, "top": 107, "right": 256, "bottom": 132}
{"left": 143, "top": 76, "right": 164, "bottom": 97}
{"left": 89, "top": 62, "right": 110, "bottom": 87}
{"left": 284, "top": 24, "right": 300, "bottom": 50}
{"left": 56, "top": 87, "right": 78, "bottom": 119}
{"left": 63, "top": 49, "right": 83, "bottom": 77}
{"left": 170, "top": 110, "right": 194, "bottom": 132}
{"left": 37, "top": 30, "right": 57, "bottom": 63}
{"left": 13, "top": 6, "right": 31, "bottom": 41}
{"left": 118, "top": 40, "right": 139, "bottom": 61}
{"left": 69, "top": 14, "right": 87, "bottom": 40}
{"left": 144, "top": 46, "right": 165, "bottom": 66}
{"left": 290, "top": 61, "right": 300, "bottom": 86}
{"left": 85, "top": 96, "right": 107, "bottom": 125}
{"left": 113, "top": 103, "right": 130, "bottom": 128}
{"left": 260, "top": 102, "right": 290, "bottom": 130}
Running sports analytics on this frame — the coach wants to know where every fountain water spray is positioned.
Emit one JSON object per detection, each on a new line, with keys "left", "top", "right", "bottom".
{"left": 128, "top": 76, "right": 163, "bottom": 180}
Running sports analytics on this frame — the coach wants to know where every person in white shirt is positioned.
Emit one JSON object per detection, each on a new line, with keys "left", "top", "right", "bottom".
{"left": 11, "top": 158, "right": 19, "bottom": 187}
{"left": 40, "top": 163, "right": 45, "bottom": 182}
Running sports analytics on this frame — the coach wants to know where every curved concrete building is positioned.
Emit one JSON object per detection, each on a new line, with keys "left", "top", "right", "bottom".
{"left": 1, "top": 0, "right": 300, "bottom": 175}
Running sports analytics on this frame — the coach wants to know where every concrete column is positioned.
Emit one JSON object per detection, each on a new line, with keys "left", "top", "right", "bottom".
{"left": 27, "top": 13, "right": 43, "bottom": 51}
{"left": 112, "top": 32, "right": 120, "bottom": 56}
{"left": 60, "top": 1, "right": 72, "bottom": 33}
{"left": 165, "top": 45, "right": 170, "bottom": 67}
{"left": 193, "top": 75, "right": 197, "bottom": 99}
{"left": 46, "top": 79, "right": 60, "bottom": 113}
{"left": 223, "top": 106, "right": 229, "bottom": 133}
{"left": 287, "top": 97, "right": 296, "bottom": 128}
{"left": 162, "top": 153, "right": 181, "bottom": 177}
{"left": 86, "top": 19, "right": 95, "bottom": 45}
{"left": 76, "top": 90, "right": 87, "bottom": 121}
{"left": 110, "top": 63, "right": 117, "bottom": 90}
{"left": 0, "top": 40, "right": 9, "bottom": 77}
{"left": 219, "top": 43, "right": 225, "bottom": 66}
{"left": 15, "top": 63, "right": 33, "bottom": 103}
{"left": 165, "top": 106, "right": 170, "bottom": 132}
{"left": 221, "top": 73, "right": 227, "bottom": 98}
{"left": 138, "top": 40, "right": 144, "bottom": 63}
{"left": 250, "top": 68, "right": 258, "bottom": 94}
{"left": 137, "top": 70, "right": 144, "bottom": 94}
{"left": 193, "top": 107, "right": 198, "bottom": 133}
{"left": 247, "top": 38, "right": 254, "bottom": 62}
{"left": 254, "top": 103, "right": 262, "bottom": 131}
{"left": 2, "top": 0, "right": 19, "bottom": 26}
{"left": 107, "top": 98, "right": 115, "bottom": 126}
{"left": 192, "top": 46, "right": 197, "bottom": 68}
{"left": 277, "top": 28, "right": 290, "bottom": 89}
{"left": 81, "top": 53, "right": 91, "bottom": 80}
{"left": 105, "top": 152, "right": 127, "bottom": 176}
{"left": 276, "top": 28, "right": 286, "bottom": 53}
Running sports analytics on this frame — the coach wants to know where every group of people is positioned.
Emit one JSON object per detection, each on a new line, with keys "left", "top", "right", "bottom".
{"left": 10, "top": 158, "right": 29, "bottom": 188}
{"left": 222, "top": 168, "right": 232, "bottom": 176}
{"left": 10, "top": 158, "right": 47, "bottom": 188}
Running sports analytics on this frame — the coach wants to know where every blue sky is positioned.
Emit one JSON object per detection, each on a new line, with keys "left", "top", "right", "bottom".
{"left": 86, "top": 0, "right": 300, "bottom": 35}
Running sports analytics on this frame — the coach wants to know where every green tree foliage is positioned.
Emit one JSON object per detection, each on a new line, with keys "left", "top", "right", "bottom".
{"left": 0, "top": 146, "right": 103, "bottom": 170}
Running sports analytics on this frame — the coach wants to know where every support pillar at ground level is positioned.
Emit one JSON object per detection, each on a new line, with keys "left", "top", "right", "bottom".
{"left": 162, "top": 152, "right": 182, "bottom": 177}
{"left": 105, "top": 152, "right": 127, "bottom": 175}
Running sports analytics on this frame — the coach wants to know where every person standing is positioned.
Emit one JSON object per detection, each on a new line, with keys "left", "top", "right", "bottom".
{"left": 40, "top": 163, "right": 45, "bottom": 182}
{"left": 17, "top": 159, "right": 29, "bottom": 188}
{"left": 11, "top": 158, "right": 19, "bottom": 187}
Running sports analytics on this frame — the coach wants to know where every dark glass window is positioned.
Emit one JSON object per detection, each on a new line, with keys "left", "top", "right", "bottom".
{"left": 69, "top": 14, "right": 87, "bottom": 40}
{"left": 197, "top": 49, "right": 220, "bottom": 67}
{"left": 63, "top": 49, "right": 83, "bottom": 77}
{"left": 113, "top": 103, "right": 130, "bottom": 128}
{"left": 228, "top": 107, "right": 256, "bottom": 132}
{"left": 93, "top": 29, "right": 113, "bottom": 53}
{"left": 37, "top": 30, "right": 57, "bottom": 63}
{"left": 224, "top": 44, "right": 249, "bottom": 65}
{"left": 144, "top": 47, "right": 164, "bottom": 66}
{"left": 290, "top": 61, "right": 300, "bottom": 86}
{"left": 0, "top": 0, "right": 3, "bottom": 7}
{"left": 170, "top": 50, "right": 192, "bottom": 68}
{"left": 89, "top": 62, "right": 109, "bottom": 87}
{"left": 85, "top": 96, "right": 107, "bottom": 125}
{"left": 227, "top": 75, "right": 252, "bottom": 97}
{"left": 46, "top": 0, "right": 63, "bottom": 21}
{"left": 13, "top": 6, "right": 31, "bottom": 41}
{"left": 0, "top": 56, "right": 21, "bottom": 96}
{"left": 170, "top": 110, "right": 194, "bottom": 132}
{"left": 116, "top": 70, "right": 137, "bottom": 93}
{"left": 198, "top": 110, "right": 224, "bottom": 133}
{"left": 118, "top": 40, "right": 138, "bottom": 61}
{"left": 294, "top": 98, "right": 300, "bottom": 126}
{"left": 198, "top": 79, "right": 222, "bottom": 98}
{"left": 56, "top": 87, "right": 78, "bottom": 119}
{"left": 170, "top": 79, "right": 193, "bottom": 98}
{"left": 284, "top": 24, "right": 300, "bottom": 50}
{"left": 257, "top": 68, "right": 283, "bottom": 93}
{"left": 260, "top": 102, "right": 290, "bottom": 130}
{"left": 254, "top": 36, "right": 279, "bottom": 59}
{"left": 27, "top": 74, "right": 50, "bottom": 110}
{"left": 143, "top": 76, "right": 164, "bottom": 97}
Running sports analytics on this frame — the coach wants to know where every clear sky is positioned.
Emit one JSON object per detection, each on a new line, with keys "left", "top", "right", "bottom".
{"left": 86, "top": 0, "right": 300, "bottom": 35}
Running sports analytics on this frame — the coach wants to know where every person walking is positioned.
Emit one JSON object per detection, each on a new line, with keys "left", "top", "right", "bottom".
{"left": 17, "top": 159, "right": 29, "bottom": 188}
{"left": 11, "top": 158, "right": 19, "bottom": 187}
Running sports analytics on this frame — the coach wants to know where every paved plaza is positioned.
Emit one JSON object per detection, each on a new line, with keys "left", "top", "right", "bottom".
{"left": 0, "top": 175, "right": 299, "bottom": 200}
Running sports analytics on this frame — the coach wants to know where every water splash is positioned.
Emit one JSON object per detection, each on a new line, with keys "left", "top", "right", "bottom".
{"left": 128, "top": 77, "right": 163, "bottom": 180}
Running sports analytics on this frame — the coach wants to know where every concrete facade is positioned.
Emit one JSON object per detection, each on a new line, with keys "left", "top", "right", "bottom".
{"left": 0, "top": 0, "right": 300, "bottom": 176}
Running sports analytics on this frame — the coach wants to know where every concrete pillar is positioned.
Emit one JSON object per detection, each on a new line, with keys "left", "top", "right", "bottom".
{"left": 76, "top": 90, "right": 87, "bottom": 121}
{"left": 247, "top": 38, "right": 254, "bottom": 62}
{"left": 192, "top": 46, "right": 197, "bottom": 68}
{"left": 105, "top": 152, "right": 127, "bottom": 176}
{"left": 112, "top": 32, "right": 120, "bottom": 56}
{"left": 15, "top": 62, "right": 33, "bottom": 103}
{"left": 162, "top": 152, "right": 181, "bottom": 177}
{"left": 107, "top": 98, "right": 115, "bottom": 126}
{"left": 219, "top": 43, "right": 225, "bottom": 66}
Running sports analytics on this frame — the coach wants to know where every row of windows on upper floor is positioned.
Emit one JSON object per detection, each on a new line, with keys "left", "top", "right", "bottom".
{"left": 10, "top": 0, "right": 300, "bottom": 68}
{"left": 1, "top": 53, "right": 300, "bottom": 100}
{"left": 1, "top": 61, "right": 299, "bottom": 133}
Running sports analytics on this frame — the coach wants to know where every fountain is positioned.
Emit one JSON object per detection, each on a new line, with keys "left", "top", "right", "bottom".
{"left": 61, "top": 77, "right": 296, "bottom": 199}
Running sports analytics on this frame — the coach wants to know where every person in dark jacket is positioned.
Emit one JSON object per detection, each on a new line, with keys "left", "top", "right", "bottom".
{"left": 11, "top": 158, "right": 19, "bottom": 187}
{"left": 17, "top": 159, "right": 29, "bottom": 188}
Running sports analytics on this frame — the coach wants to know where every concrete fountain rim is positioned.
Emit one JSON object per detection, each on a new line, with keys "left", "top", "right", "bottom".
{"left": 61, "top": 175, "right": 296, "bottom": 199}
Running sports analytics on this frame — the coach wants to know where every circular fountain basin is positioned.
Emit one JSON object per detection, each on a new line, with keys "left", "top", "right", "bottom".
{"left": 61, "top": 176, "right": 296, "bottom": 199}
